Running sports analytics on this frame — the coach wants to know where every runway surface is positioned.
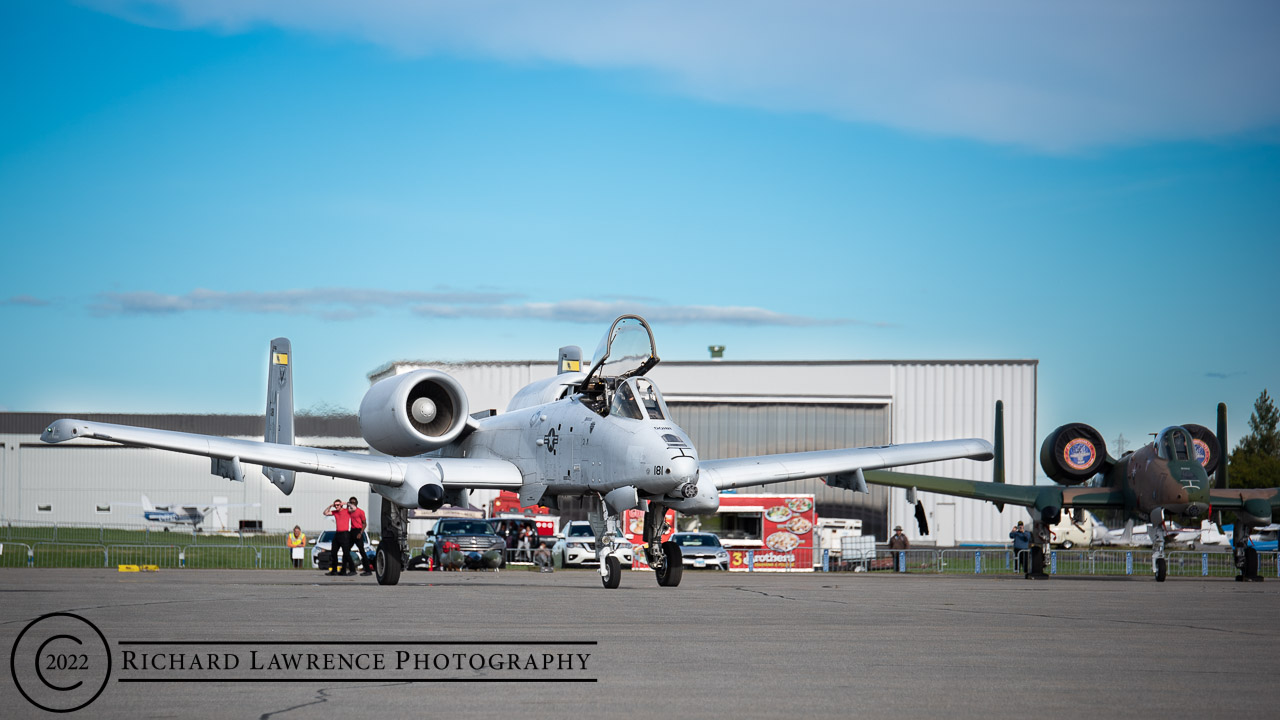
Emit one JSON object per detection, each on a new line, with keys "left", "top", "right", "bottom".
{"left": 2, "top": 568, "right": 1277, "bottom": 718}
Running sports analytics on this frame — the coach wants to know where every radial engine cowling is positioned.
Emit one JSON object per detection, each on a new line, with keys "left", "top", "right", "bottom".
{"left": 358, "top": 370, "right": 469, "bottom": 456}
{"left": 1039, "top": 422, "right": 1109, "bottom": 486}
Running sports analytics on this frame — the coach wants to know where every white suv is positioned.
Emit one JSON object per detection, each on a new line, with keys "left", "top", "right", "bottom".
{"left": 552, "top": 521, "right": 634, "bottom": 568}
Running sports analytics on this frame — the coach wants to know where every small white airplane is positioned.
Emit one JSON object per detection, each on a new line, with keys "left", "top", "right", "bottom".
{"left": 114, "top": 495, "right": 259, "bottom": 531}
{"left": 42, "top": 316, "right": 993, "bottom": 588}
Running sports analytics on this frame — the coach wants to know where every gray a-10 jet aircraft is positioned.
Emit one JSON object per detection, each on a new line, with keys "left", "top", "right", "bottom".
{"left": 41, "top": 315, "right": 993, "bottom": 588}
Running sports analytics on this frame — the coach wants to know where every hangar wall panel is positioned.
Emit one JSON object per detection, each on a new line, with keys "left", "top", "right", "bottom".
{"left": 888, "top": 362, "right": 1038, "bottom": 543}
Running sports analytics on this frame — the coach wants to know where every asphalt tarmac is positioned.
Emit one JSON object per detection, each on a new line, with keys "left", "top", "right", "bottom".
{"left": 2, "top": 568, "right": 1277, "bottom": 719}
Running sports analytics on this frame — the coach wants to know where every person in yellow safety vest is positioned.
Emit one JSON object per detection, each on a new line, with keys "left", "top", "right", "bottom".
{"left": 286, "top": 525, "right": 308, "bottom": 568}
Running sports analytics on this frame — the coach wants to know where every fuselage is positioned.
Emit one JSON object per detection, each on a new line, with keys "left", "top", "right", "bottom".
{"left": 144, "top": 510, "right": 201, "bottom": 525}
{"left": 444, "top": 377, "right": 718, "bottom": 514}
{"left": 1105, "top": 426, "right": 1212, "bottom": 522}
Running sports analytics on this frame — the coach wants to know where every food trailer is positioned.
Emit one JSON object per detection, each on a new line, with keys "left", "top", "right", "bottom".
{"left": 703, "top": 494, "right": 817, "bottom": 572}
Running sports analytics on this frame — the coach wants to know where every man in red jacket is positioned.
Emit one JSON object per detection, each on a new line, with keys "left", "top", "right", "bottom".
{"left": 323, "top": 498, "right": 352, "bottom": 576}
{"left": 346, "top": 497, "right": 371, "bottom": 576}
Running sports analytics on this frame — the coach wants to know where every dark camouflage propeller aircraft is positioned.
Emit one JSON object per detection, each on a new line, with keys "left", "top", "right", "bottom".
{"left": 831, "top": 402, "right": 1280, "bottom": 582}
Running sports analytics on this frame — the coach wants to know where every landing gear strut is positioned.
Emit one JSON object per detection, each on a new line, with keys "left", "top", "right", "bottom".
{"left": 1233, "top": 523, "right": 1263, "bottom": 582}
{"left": 587, "top": 496, "right": 628, "bottom": 589}
{"left": 643, "top": 505, "right": 682, "bottom": 588}
{"left": 1027, "top": 520, "right": 1051, "bottom": 579}
{"left": 377, "top": 500, "right": 409, "bottom": 586}
{"left": 1148, "top": 508, "right": 1168, "bottom": 583}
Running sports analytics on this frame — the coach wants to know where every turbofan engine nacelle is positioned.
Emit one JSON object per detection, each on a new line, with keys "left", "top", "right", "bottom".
{"left": 358, "top": 369, "right": 469, "bottom": 456}
{"left": 1180, "top": 423, "right": 1220, "bottom": 476}
{"left": 1040, "top": 422, "right": 1110, "bottom": 486}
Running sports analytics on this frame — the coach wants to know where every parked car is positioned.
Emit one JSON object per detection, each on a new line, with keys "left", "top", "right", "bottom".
{"left": 311, "top": 530, "right": 376, "bottom": 571}
{"left": 670, "top": 532, "right": 730, "bottom": 570}
{"left": 552, "top": 521, "right": 634, "bottom": 568}
{"left": 422, "top": 518, "right": 506, "bottom": 570}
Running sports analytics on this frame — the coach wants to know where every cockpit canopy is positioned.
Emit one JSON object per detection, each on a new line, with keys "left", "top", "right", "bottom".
{"left": 1155, "top": 426, "right": 1196, "bottom": 463}
{"left": 584, "top": 316, "right": 658, "bottom": 386}
{"left": 580, "top": 315, "right": 664, "bottom": 418}
{"left": 607, "top": 377, "right": 670, "bottom": 421}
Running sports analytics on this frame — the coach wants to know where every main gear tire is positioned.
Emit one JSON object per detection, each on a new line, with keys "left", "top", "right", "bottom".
{"left": 656, "top": 541, "right": 684, "bottom": 587}
{"left": 1155, "top": 557, "right": 1167, "bottom": 582}
{"left": 376, "top": 546, "right": 402, "bottom": 586}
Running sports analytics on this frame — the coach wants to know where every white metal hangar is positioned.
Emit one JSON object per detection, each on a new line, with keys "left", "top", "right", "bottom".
{"left": 0, "top": 413, "right": 369, "bottom": 533}
{"left": 369, "top": 358, "right": 1039, "bottom": 544}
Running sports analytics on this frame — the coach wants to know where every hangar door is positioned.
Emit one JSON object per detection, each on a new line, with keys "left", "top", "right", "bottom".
{"left": 666, "top": 403, "right": 892, "bottom": 535}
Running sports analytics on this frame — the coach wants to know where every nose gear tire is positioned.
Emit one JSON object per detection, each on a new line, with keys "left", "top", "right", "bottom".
{"left": 601, "top": 555, "right": 621, "bottom": 589}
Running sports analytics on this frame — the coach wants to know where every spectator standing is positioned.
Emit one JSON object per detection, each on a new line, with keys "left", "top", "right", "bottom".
{"left": 286, "top": 525, "right": 307, "bottom": 568}
{"left": 516, "top": 525, "right": 533, "bottom": 562}
{"left": 888, "top": 525, "right": 910, "bottom": 572}
{"left": 323, "top": 499, "right": 353, "bottom": 576}
{"left": 347, "top": 497, "right": 371, "bottom": 576}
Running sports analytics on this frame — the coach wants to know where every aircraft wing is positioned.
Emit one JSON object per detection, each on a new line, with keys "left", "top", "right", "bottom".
{"left": 858, "top": 469, "right": 1129, "bottom": 511}
{"left": 1208, "top": 487, "right": 1280, "bottom": 509}
{"left": 700, "top": 439, "right": 993, "bottom": 491}
{"left": 39, "top": 419, "right": 522, "bottom": 490}
{"left": 1208, "top": 487, "right": 1280, "bottom": 525}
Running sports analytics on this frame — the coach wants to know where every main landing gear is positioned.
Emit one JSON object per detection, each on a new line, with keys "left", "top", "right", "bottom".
{"left": 1026, "top": 520, "right": 1051, "bottom": 579}
{"left": 643, "top": 505, "right": 682, "bottom": 588}
{"left": 1233, "top": 524, "right": 1264, "bottom": 582}
{"left": 377, "top": 501, "right": 409, "bottom": 586}
{"left": 1149, "top": 508, "right": 1168, "bottom": 582}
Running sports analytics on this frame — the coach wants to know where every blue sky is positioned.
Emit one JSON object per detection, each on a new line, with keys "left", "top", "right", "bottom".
{"left": 2, "top": 1, "right": 1278, "bottom": 469}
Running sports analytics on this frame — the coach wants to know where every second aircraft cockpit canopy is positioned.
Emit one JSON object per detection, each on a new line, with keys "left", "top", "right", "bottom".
{"left": 1155, "top": 426, "right": 1195, "bottom": 463}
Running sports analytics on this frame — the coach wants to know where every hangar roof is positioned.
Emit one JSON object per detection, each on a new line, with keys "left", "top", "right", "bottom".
{"left": 0, "top": 412, "right": 360, "bottom": 438}
{"left": 368, "top": 358, "right": 1038, "bottom": 383}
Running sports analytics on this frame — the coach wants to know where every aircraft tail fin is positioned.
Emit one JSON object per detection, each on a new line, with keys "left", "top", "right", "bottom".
{"left": 992, "top": 400, "right": 1006, "bottom": 512}
{"left": 1215, "top": 402, "right": 1228, "bottom": 489}
{"left": 558, "top": 345, "right": 582, "bottom": 374}
{"left": 263, "top": 337, "right": 297, "bottom": 495}
{"left": 141, "top": 494, "right": 155, "bottom": 513}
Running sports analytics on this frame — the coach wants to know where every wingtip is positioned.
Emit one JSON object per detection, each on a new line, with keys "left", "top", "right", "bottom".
{"left": 40, "top": 418, "right": 86, "bottom": 444}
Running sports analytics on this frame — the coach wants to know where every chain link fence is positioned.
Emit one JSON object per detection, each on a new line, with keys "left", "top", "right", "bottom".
{"left": 4, "top": 520, "right": 1277, "bottom": 579}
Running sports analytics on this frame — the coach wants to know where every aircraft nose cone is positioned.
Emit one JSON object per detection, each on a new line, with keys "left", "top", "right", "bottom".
{"left": 669, "top": 455, "right": 698, "bottom": 483}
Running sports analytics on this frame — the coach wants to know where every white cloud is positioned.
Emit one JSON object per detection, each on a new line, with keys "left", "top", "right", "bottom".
{"left": 4, "top": 295, "right": 50, "bottom": 307}
{"left": 91, "top": 288, "right": 517, "bottom": 318}
{"left": 86, "top": 0, "right": 1280, "bottom": 150}
{"left": 410, "top": 299, "right": 858, "bottom": 326}
{"left": 88, "top": 288, "right": 857, "bottom": 326}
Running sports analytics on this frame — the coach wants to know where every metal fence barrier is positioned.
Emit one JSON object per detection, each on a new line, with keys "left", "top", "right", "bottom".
{"left": 0, "top": 542, "right": 34, "bottom": 567}
{"left": 107, "top": 544, "right": 182, "bottom": 569}
{"left": 33, "top": 542, "right": 108, "bottom": 568}
{"left": 5, "top": 526, "right": 1278, "bottom": 578}
{"left": 0, "top": 521, "right": 331, "bottom": 548}
{"left": 259, "top": 545, "right": 313, "bottom": 570}
{"left": 182, "top": 545, "right": 260, "bottom": 569}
